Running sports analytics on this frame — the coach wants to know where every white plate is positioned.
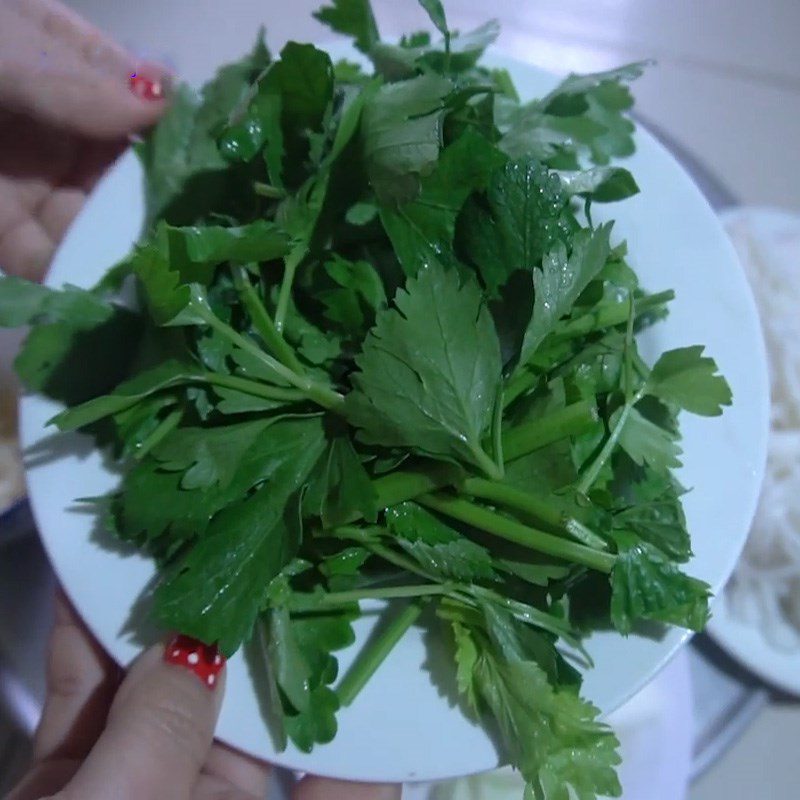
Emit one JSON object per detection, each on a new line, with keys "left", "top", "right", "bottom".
{"left": 19, "top": 50, "right": 769, "bottom": 782}
{"left": 706, "top": 207, "right": 800, "bottom": 697}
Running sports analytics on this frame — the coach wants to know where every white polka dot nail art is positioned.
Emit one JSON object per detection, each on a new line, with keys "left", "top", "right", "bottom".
{"left": 164, "top": 634, "right": 225, "bottom": 690}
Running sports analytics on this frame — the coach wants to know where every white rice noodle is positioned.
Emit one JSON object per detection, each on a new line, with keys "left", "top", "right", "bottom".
{"left": 725, "top": 214, "right": 800, "bottom": 651}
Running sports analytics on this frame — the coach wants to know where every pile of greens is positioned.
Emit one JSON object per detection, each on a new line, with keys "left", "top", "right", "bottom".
{"left": 0, "top": 1, "right": 732, "bottom": 796}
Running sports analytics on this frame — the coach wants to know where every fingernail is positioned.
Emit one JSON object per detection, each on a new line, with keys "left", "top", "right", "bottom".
{"left": 164, "top": 634, "right": 224, "bottom": 689}
{"left": 129, "top": 71, "right": 167, "bottom": 101}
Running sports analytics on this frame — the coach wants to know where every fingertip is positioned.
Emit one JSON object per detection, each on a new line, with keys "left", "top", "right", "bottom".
{"left": 65, "top": 636, "right": 227, "bottom": 798}
{"left": 163, "top": 634, "right": 227, "bottom": 694}
{"left": 128, "top": 60, "right": 174, "bottom": 103}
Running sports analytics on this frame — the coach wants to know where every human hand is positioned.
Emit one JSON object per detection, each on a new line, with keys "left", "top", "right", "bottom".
{"left": 0, "top": 0, "right": 169, "bottom": 282}
{"left": 7, "top": 592, "right": 400, "bottom": 800}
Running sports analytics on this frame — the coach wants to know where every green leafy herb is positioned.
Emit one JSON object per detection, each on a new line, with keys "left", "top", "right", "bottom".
{"left": 520, "top": 223, "right": 613, "bottom": 364}
{"left": 153, "top": 416, "right": 326, "bottom": 653}
{"left": 646, "top": 345, "right": 733, "bottom": 416}
{"left": 383, "top": 127, "right": 505, "bottom": 277}
{"left": 361, "top": 73, "right": 453, "bottom": 204}
{"left": 452, "top": 614, "right": 621, "bottom": 800}
{"left": 136, "top": 33, "right": 271, "bottom": 226}
{"left": 132, "top": 241, "right": 213, "bottom": 327}
{"left": 371, "top": 21, "right": 499, "bottom": 80}
{"left": 613, "top": 405, "right": 683, "bottom": 472}
{"left": 347, "top": 259, "right": 502, "bottom": 476}
{"left": 313, "top": 0, "right": 380, "bottom": 55}
{"left": 558, "top": 166, "right": 639, "bottom": 203}
{"left": 418, "top": 0, "right": 449, "bottom": 39}
{"left": 499, "top": 62, "right": 648, "bottom": 170}
{"left": 0, "top": 277, "right": 113, "bottom": 328}
{"left": 386, "top": 501, "right": 499, "bottom": 582}
{"left": 305, "top": 434, "right": 379, "bottom": 526}
{"left": 458, "top": 159, "right": 575, "bottom": 296}
{"left": 173, "top": 221, "right": 290, "bottom": 264}
{"left": 610, "top": 532, "right": 710, "bottom": 634}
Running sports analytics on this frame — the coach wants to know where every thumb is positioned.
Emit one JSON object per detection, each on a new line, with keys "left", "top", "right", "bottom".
{"left": 63, "top": 635, "right": 226, "bottom": 800}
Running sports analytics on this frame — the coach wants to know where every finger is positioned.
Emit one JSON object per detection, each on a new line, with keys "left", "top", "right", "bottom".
{"left": 202, "top": 741, "right": 271, "bottom": 798}
{"left": 33, "top": 589, "right": 121, "bottom": 762}
{"left": 0, "top": 1, "right": 169, "bottom": 139}
{"left": 0, "top": 217, "right": 54, "bottom": 282}
{"left": 293, "top": 777, "right": 402, "bottom": 800}
{"left": 38, "top": 138, "right": 127, "bottom": 245}
{"left": 0, "top": 61, "right": 168, "bottom": 139}
{"left": 63, "top": 635, "right": 226, "bottom": 800}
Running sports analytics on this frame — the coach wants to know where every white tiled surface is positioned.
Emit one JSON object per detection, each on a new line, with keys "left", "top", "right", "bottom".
{"left": 52, "top": 1, "right": 800, "bottom": 797}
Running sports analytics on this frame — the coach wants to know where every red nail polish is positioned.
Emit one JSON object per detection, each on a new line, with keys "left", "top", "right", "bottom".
{"left": 129, "top": 72, "right": 164, "bottom": 101}
{"left": 164, "top": 635, "right": 224, "bottom": 689}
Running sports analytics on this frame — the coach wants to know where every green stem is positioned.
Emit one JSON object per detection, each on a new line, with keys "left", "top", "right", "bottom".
{"left": 443, "top": 31, "right": 452, "bottom": 74}
{"left": 462, "top": 477, "right": 607, "bottom": 550}
{"left": 274, "top": 245, "right": 305, "bottom": 334}
{"left": 253, "top": 181, "right": 287, "bottom": 199}
{"left": 623, "top": 295, "right": 636, "bottom": 403}
{"left": 463, "top": 477, "right": 561, "bottom": 526}
{"left": 577, "top": 301, "right": 641, "bottom": 496}
{"left": 638, "top": 289, "right": 676, "bottom": 313}
{"left": 632, "top": 349, "right": 651, "bottom": 381}
{"left": 371, "top": 463, "right": 461, "bottom": 513}
{"left": 343, "top": 403, "right": 594, "bottom": 522}
{"left": 553, "top": 290, "right": 675, "bottom": 342}
{"left": 337, "top": 601, "right": 425, "bottom": 707}
{"left": 329, "top": 526, "right": 433, "bottom": 579}
{"left": 370, "top": 542, "right": 433, "bottom": 580}
{"left": 502, "top": 400, "right": 598, "bottom": 462}
{"left": 334, "top": 527, "right": 584, "bottom": 649}
{"left": 312, "top": 584, "right": 453, "bottom": 606}
{"left": 490, "top": 386, "right": 505, "bottom": 477}
{"left": 134, "top": 408, "right": 182, "bottom": 460}
{"left": 203, "top": 372, "right": 305, "bottom": 403}
{"left": 200, "top": 307, "right": 344, "bottom": 410}
{"left": 467, "top": 586, "right": 582, "bottom": 646}
{"left": 232, "top": 267, "right": 305, "bottom": 373}
{"left": 503, "top": 292, "right": 674, "bottom": 407}
{"left": 418, "top": 493, "right": 616, "bottom": 573}
{"left": 564, "top": 518, "right": 609, "bottom": 550}
{"left": 504, "top": 367, "right": 538, "bottom": 408}
{"left": 469, "top": 441, "right": 505, "bottom": 480}
{"left": 576, "top": 388, "right": 645, "bottom": 496}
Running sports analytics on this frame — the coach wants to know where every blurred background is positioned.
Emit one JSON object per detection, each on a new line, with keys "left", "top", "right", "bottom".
{"left": 1, "top": 1, "right": 799, "bottom": 798}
